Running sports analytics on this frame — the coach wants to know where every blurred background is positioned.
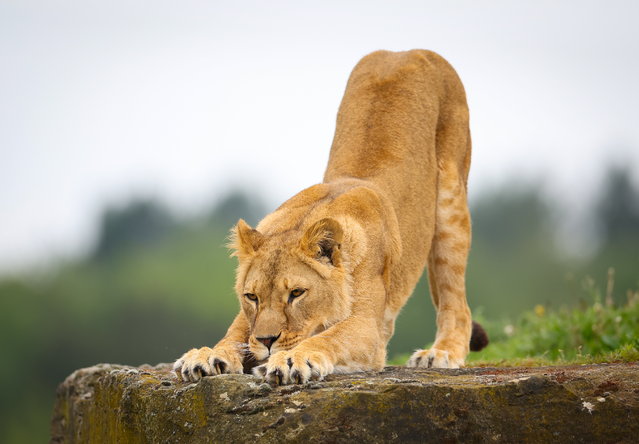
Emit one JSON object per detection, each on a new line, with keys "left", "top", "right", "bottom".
{"left": 1, "top": 1, "right": 638, "bottom": 441}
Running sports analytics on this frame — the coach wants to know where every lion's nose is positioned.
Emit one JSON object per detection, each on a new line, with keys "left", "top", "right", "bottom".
{"left": 256, "top": 334, "right": 280, "bottom": 350}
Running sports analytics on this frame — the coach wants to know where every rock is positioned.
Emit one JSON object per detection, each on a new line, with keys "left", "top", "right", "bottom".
{"left": 51, "top": 362, "right": 639, "bottom": 443}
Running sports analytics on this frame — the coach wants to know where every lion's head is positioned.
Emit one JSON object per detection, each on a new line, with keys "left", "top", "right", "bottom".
{"left": 229, "top": 218, "right": 353, "bottom": 361}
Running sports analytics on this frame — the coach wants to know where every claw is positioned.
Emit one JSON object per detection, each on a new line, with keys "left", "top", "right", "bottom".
{"left": 213, "top": 358, "right": 227, "bottom": 374}
{"left": 267, "top": 368, "right": 284, "bottom": 386}
{"left": 290, "top": 369, "right": 303, "bottom": 384}
{"left": 307, "top": 361, "right": 322, "bottom": 381}
{"left": 274, "top": 368, "right": 283, "bottom": 385}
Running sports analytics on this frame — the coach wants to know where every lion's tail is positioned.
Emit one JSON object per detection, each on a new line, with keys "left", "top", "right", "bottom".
{"left": 469, "top": 321, "right": 489, "bottom": 352}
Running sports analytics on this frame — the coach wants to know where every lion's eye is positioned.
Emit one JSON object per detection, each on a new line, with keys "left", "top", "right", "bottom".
{"left": 244, "top": 293, "right": 258, "bottom": 302}
{"left": 289, "top": 288, "right": 306, "bottom": 300}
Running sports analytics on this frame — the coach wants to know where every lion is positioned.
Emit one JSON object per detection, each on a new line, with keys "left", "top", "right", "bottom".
{"left": 174, "top": 49, "right": 488, "bottom": 385}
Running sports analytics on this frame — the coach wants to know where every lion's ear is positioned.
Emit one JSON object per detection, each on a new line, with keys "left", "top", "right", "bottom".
{"left": 300, "top": 218, "right": 343, "bottom": 266}
{"left": 229, "top": 219, "right": 264, "bottom": 259}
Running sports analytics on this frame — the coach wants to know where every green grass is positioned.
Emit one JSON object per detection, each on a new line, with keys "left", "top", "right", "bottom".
{"left": 390, "top": 278, "right": 639, "bottom": 367}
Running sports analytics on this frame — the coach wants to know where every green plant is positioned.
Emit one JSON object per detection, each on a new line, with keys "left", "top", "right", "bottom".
{"left": 466, "top": 274, "right": 639, "bottom": 366}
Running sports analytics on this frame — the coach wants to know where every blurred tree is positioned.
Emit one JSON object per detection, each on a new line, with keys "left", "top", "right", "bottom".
{"left": 595, "top": 165, "right": 639, "bottom": 245}
{"left": 209, "top": 189, "right": 267, "bottom": 230}
{"left": 471, "top": 185, "right": 554, "bottom": 252}
{"left": 464, "top": 184, "right": 567, "bottom": 315}
{"left": 587, "top": 165, "right": 639, "bottom": 299}
{"left": 93, "top": 197, "right": 176, "bottom": 260}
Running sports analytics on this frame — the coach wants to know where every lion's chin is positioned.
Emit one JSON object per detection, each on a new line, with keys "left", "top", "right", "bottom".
{"left": 250, "top": 343, "right": 297, "bottom": 361}
{"left": 250, "top": 348, "right": 270, "bottom": 361}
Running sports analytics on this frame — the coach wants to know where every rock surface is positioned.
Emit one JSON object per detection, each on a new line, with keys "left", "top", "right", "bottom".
{"left": 51, "top": 362, "right": 639, "bottom": 443}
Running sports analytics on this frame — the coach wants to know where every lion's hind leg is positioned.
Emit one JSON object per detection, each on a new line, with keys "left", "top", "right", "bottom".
{"left": 408, "top": 160, "right": 473, "bottom": 369}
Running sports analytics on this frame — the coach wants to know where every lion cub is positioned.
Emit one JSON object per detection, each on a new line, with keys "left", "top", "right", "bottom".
{"left": 174, "top": 49, "right": 488, "bottom": 385}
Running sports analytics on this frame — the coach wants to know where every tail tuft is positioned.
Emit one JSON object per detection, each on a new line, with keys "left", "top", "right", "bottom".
{"left": 469, "top": 321, "right": 489, "bottom": 352}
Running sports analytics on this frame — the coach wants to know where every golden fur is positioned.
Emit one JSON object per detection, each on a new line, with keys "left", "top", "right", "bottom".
{"left": 174, "top": 49, "right": 485, "bottom": 384}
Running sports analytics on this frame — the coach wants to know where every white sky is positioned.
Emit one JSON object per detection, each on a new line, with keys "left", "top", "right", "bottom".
{"left": 1, "top": 1, "right": 638, "bottom": 272}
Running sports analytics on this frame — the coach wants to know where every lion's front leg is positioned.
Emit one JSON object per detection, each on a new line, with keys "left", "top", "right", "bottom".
{"left": 254, "top": 316, "right": 384, "bottom": 385}
{"left": 173, "top": 343, "right": 245, "bottom": 381}
{"left": 254, "top": 348, "right": 332, "bottom": 385}
{"left": 173, "top": 312, "right": 250, "bottom": 382}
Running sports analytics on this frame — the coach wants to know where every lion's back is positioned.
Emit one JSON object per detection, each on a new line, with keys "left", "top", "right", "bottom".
{"left": 324, "top": 49, "right": 471, "bottom": 304}
{"left": 324, "top": 49, "right": 466, "bottom": 188}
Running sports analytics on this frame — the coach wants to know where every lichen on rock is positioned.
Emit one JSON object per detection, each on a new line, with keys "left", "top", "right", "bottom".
{"left": 51, "top": 362, "right": 639, "bottom": 443}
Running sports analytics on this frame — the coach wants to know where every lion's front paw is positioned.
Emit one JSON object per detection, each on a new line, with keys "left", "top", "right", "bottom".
{"left": 253, "top": 349, "right": 334, "bottom": 385}
{"left": 173, "top": 345, "right": 244, "bottom": 382}
{"left": 407, "top": 348, "right": 464, "bottom": 369}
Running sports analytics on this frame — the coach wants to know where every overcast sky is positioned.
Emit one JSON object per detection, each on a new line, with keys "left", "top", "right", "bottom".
{"left": 1, "top": 1, "right": 638, "bottom": 272}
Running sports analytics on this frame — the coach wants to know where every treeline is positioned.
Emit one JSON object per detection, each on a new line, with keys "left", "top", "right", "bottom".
{"left": 1, "top": 165, "right": 638, "bottom": 442}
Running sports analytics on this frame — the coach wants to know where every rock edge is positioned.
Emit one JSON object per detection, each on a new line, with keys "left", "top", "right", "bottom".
{"left": 51, "top": 362, "right": 639, "bottom": 443}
